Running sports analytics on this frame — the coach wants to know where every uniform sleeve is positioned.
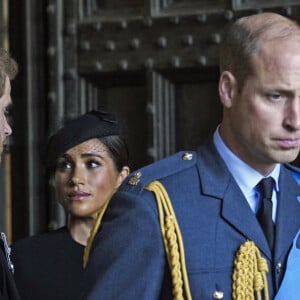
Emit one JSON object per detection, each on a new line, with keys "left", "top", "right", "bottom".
{"left": 79, "top": 190, "right": 170, "bottom": 299}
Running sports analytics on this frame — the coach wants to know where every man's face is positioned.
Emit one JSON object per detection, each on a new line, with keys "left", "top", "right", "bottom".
{"left": 0, "top": 77, "right": 12, "bottom": 162}
{"left": 222, "top": 39, "right": 300, "bottom": 175}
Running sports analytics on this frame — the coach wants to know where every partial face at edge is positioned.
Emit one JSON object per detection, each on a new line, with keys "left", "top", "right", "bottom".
{"left": 0, "top": 77, "right": 12, "bottom": 162}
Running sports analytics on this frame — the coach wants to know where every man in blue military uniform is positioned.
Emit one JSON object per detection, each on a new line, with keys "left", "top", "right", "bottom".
{"left": 80, "top": 12, "right": 300, "bottom": 299}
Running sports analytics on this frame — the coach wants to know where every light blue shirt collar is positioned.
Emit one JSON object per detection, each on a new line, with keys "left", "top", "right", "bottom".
{"left": 213, "top": 126, "right": 280, "bottom": 220}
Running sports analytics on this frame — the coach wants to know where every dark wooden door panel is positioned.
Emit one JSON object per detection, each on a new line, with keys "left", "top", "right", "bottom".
{"left": 176, "top": 80, "right": 221, "bottom": 150}
{"left": 42, "top": 0, "right": 300, "bottom": 230}
{"left": 8, "top": 0, "right": 300, "bottom": 237}
{"left": 95, "top": 0, "right": 142, "bottom": 9}
{"left": 96, "top": 84, "right": 150, "bottom": 171}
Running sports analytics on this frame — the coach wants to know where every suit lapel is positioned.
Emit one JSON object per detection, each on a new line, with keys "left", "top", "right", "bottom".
{"left": 197, "top": 139, "right": 272, "bottom": 258}
{"left": 197, "top": 139, "right": 300, "bottom": 262}
{"left": 221, "top": 180, "right": 272, "bottom": 258}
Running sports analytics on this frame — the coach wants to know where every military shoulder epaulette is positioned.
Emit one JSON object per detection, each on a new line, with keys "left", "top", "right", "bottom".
{"left": 122, "top": 151, "right": 197, "bottom": 193}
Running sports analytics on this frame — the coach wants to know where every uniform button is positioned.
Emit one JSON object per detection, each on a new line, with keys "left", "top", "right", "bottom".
{"left": 276, "top": 262, "right": 282, "bottom": 274}
{"left": 182, "top": 152, "right": 193, "bottom": 160}
{"left": 212, "top": 290, "right": 224, "bottom": 299}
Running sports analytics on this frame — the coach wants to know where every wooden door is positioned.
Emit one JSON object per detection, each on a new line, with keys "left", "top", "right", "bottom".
{"left": 45, "top": 0, "right": 300, "bottom": 229}
{"left": 9, "top": 0, "right": 300, "bottom": 237}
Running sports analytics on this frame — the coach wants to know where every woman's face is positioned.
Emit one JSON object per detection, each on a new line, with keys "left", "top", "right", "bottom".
{"left": 54, "top": 138, "right": 127, "bottom": 218}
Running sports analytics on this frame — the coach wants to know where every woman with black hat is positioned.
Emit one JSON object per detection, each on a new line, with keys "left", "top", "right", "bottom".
{"left": 11, "top": 110, "right": 130, "bottom": 300}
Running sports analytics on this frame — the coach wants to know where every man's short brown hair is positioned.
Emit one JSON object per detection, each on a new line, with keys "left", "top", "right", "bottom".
{"left": 0, "top": 48, "right": 18, "bottom": 97}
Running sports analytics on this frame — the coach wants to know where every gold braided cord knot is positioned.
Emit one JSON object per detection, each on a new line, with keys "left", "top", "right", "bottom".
{"left": 83, "top": 190, "right": 116, "bottom": 268}
{"left": 232, "top": 240, "right": 270, "bottom": 300}
{"left": 146, "top": 180, "right": 192, "bottom": 300}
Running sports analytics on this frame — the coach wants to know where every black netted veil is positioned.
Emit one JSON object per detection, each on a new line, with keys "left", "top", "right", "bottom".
{"left": 47, "top": 110, "right": 121, "bottom": 171}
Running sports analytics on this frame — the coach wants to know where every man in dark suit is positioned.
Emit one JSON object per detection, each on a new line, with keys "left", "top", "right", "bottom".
{"left": 80, "top": 12, "right": 300, "bottom": 299}
{"left": 0, "top": 49, "right": 19, "bottom": 300}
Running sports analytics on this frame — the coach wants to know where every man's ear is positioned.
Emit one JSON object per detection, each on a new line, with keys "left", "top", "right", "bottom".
{"left": 218, "top": 71, "right": 238, "bottom": 108}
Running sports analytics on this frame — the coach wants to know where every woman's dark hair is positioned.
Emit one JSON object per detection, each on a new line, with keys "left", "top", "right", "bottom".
{"left": 99, "top": 135, "right": 129, "bottom": 172}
